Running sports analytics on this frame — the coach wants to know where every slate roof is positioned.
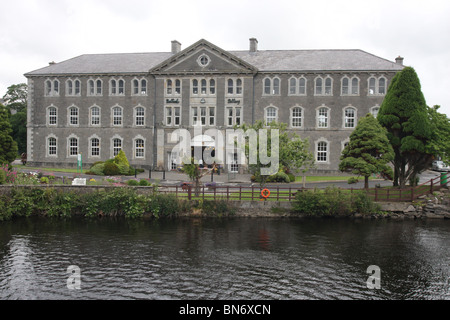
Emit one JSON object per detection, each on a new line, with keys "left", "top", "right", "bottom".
{"left": 25, "top": 45, "right": 403, "bottom": 76}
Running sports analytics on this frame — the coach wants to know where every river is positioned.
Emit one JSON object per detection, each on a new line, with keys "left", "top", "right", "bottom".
{"left": 0, "top": 217, "right": 449, "bottom": 300}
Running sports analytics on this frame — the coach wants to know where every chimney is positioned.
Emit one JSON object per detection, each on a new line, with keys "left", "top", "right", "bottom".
{"left": 395, "top": 56, "right": 404, "bottom": 65}
{"left": 249, "top": 38, "right": 258, "bottom": 53}
{"left": 171, "top": 40, "right": 181, "bottom": 54}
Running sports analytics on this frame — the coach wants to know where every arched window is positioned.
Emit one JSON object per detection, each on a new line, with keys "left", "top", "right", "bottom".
{"left": 90, "top": 138, "right": 100, "bottom": 157}
{"left": 299, "top": 77, "right": 306, "bottom": 95}
{"left": 90, "top": 106, "right": 100, "bottom": 126}
{"left": 47, "top": 136, "right": 57, "bottom": 156}
{"left": 264, "top": 78, "right": 271, "bottom": 95}
{"left": 317, "top": 107, "right": 329, "bottom": 128}
{"left": 344, "top": 107, "right": 356, "bottom": 128}
{"left": 324, "top": 77, "right": 332, "bottom": 95}
{"left": 317, "top": 141, "right": 328, "bottom": 162}
{"left": 291, "top": 107, "right": 303, "bottom": 128}
{"left": 68, "top": 106, "right": 79, "bottom": 126}
{"left": 135, "top": 138, "right": 145, "bottom": 158}
{"left": 315, "top": 77, "right": 323, "bottom": 95}
{"left": 192, "top": 79, "right": 198, "bottom": 94}
{"left": 48, "top": 106, "right": 57, "bottom": 125}
{"left": 289, "top": 78, "right": 297, "bottom": 95}
{"left": 265, "top": 106, "right": 278, "bottom": 125}
{"left": 228, "top": 79, "right": 234, "bottom": 94}
{"left": 112, "top": 138, "right": 122, "bottom": 157}
{"left": 236, "top": 79, "right": 242, "bottom": 94}
{"left": 273, "top": 78, "right": 280, "bottom": 95}
{"left": 112, "top": 106, "right": 122, "bottom": 126}
{"left": 135, "top": 106, "right": 145, "bottom": 126}
{"left": 201, "top": 79, "right": 207, "bottom": 94}
{"left": 209, "top": 79, "right": 215, "bottom": 94}
{"left": 351, "top": 78, "right": 359, "bottom": 95}
{"left": 68, "top": 136, "right": 79, "bottom": 156}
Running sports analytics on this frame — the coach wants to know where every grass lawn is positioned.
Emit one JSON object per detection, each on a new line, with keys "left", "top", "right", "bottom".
{"left": 296, "top": 175, "right": 379, "bottom": 182}
{"left": 13, "top": 164, "right": 81, "bottom": 174}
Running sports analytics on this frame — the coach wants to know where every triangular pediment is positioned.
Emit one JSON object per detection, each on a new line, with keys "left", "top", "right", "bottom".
{"left": 150, "top": 39, "right": 258, "bottom": 75}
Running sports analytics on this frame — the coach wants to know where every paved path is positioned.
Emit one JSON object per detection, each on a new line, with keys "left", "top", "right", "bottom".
{"left": 13, "top": 160, "right": 443, "bottom": 189}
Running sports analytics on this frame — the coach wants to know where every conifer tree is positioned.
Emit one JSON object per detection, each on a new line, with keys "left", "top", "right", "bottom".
{"left": 0, "top": 104, "right": 18, "bottom": 164}
{"left": 339, "top": 114, "right": 394, "bottom": 189}
{"left": 377, "top": 67, "right": 433, "bottom": 188}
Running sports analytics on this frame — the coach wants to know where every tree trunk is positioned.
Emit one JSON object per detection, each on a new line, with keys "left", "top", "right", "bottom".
{"left": 364, "top": 176, "right": 369, "bottom": 189}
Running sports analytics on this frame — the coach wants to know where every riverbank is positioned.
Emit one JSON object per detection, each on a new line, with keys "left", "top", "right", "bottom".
{"left": 0, "top": 185, "right": 449, "bottom": 221}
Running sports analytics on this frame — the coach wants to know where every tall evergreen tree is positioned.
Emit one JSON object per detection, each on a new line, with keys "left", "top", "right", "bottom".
{"left": 0, "top": 104, "right": 18, "bottom": 164}
{"left": 339, "top": 114, "right": 394, "bottom": 189}
{"left": 377, "top": 67, "right": 433, "bottom": 188}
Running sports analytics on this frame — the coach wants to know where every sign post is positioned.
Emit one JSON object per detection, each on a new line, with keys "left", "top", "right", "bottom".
{"left": 77, "top": 153, "right": 82, "bottom": 174}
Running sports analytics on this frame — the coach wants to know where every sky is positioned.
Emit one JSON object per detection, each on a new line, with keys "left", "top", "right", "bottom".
{"left": 1, "top": 0, "right": 450, "bottom": 116}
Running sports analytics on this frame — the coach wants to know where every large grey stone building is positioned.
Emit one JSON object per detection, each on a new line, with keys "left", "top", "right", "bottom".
{"left": 24, "top": 38, "right": 404, "bottom": 173}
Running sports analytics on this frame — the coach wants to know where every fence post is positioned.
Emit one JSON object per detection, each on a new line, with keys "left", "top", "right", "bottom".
{"left": 202, "top": 185, "right": 205, "bottom": 200}
{"left": 239, "top": 186, "right": 242, "bottom": 201}
{"left": 188, "top": 186, "right": 192, "bottom": 201}
{"left": 252, "top": 186, "right": 254, "bottom": 201}
{"left": 375, "top": 188, "right": 378, "bottom": 202}
{"left": 430, "top": 179, "right": 433, "bottom": 194}
{"left": 227, "top": 186, "right": 229, "bottom": 201}
{"left": 411, "top": 187, "right": 414, "bottom": 202}
{"left": 277, "top": 186, "right": 279, "bottom": 201}
{"left": 289, "top": 187, "right": 292, "bottom": 201}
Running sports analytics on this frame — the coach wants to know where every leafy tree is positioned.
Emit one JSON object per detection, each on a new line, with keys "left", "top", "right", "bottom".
{"left": 377, "top": 67, "right": 433, "bottom": 188}
{"left": 10, "top": 111, "right": 27, "bottom": 154}
{"left": 0, "top": 104, "right": 18, "bottom": 164}
{"left": 238, "top": 120, "right": 314, "bottom": 187}
{"left": 2, "top": 83, "right": 27, "bottom": 113}
{"left": 339, "top": 114, "right": 394, "bottom": 189}
{"left": 427, "top": 105, "right": 450, "bottom": 165}
{"left": 181, "top": 158, "right": 217, "bottom": 196}
{"left": 114, "top": 149, "right": 130, "bottom": 174}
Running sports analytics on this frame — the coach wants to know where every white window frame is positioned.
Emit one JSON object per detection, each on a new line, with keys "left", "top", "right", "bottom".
{"left": 225, "top": 106, "right": 243, "bottom": 127}
{"left": 47, "top": 105, "right": 58, "bottom": 126}
{"left": 88, "top": 135, "right": 101, "bottom": 158}
{"left": 67, "top": 105, "right": 79, "bottom": 127}
{"left": 264, "top": 105, "right": 278, "bottom": 126}
{"left": 133, "top": 136, "right": 146, "bottom": 159}
{"left": 191, "top": 106, "right": 215, "bottom": 127}
{"left": 89, "top": 105, "right": 101, "bottom": 127}
{"left": 134, "top": 105, "right": 145, "bottom": 127}
{"left": 290, "top": 105, "right": 304, "bottom": 129}
{"left": 67, "top": 135, "right": 79, "bottom": 158}
{"left": 111, "top": 105, "right": 123, "bottom": 127}
{"left": 343, "top": 106, "right": 357, "bottom": 129}
{"left": 165, "top": 106, "right": 181, "bottom": 127}
{"left": 370, "top": 105, "right": 380, "bottom": 118}
{"left": 111, "top": 135, "right": 123, "bottom": 158}
{"left": 315, "top": 139, "right": 330, "bottom": 163}
{"left": 316, "top": 105, "right": 330, "bottom": 129}
{"left": 46, "top": 134, "right": 58, "bottom": 157}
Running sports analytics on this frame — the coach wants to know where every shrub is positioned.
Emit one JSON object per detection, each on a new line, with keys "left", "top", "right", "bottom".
{"left": 90, "top": 163, "right": 106, "bottom": 176}
{"left": 150, "top": 194, "right": 180, "bottom": 218}
{"left": 114, "top": 150, "right": 130, "bottom": 175}
{"left": 40, "top": 177, "right": 49, "bottom": 184}
{"left": 288, "top": 173, "right": 296, "bottom": 182}
{"left": 139, "top": 179, "right": 150, "bottom": 186}
{"left": 348, "top": 177, "right": 359, "bottom": 184}
{"left": 90, "top": 161, "right": 105, "bottom": 169}
{"left": 0, "top": 169, "right": 6, "bottom": 185}
{"left": 127, "top": 179, "right": 139, "bottom": 186}
{"left": 104, "top": 162, "right": 121, "bottom": 176}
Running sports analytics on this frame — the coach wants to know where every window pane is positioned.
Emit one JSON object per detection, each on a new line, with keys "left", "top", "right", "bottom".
{"left": 273, "top": 78, "right": 280, "bottom": 95}
{"left": 369, "top": 78, "right": 376, "bottom": 95}
{"left": 318, "top": 108, "right": 328, "bottom": 128}
{"left": 236, "top": 79, "right": 242, "bottom": 94}
{"left": 175, "top": 80, "right": 181, "bottom": 94}
{"left": 96, "top": 80, "right": 102, "bottom": 95}
{"left": 299, "top": 78, "right": 306, "bottom": 95}
{"left": 351, "top": 78, "right": 359, "bottom": 95}
{"left": 342, "top": 78, "right": 349, "bottom": 95}
{"left": 325, "top": 78, "right": 332, "bottom": 95}
{"left": 379, "top": 78, "right": 386, "bottom": 94}
{"left": 264, "top": 78, "right": 271, "bottom": 95}
{"left": 201, "top": 79, "right": 207, "bottom": 94}
{"left": 316, "top": 78, "right": 322, "bottom": 94}
{"left": 209, "top": 79, "right": 215, "bottom": 94}
{"left": 228, "top": 79, "right": 234, "bottom": 94}
{"left": 192, "top": 80, "right": 198, "bottom": 94}
{"left": 289, "top": 78, "right": 296, "bottom": 95}
{"left": 141, "top": 79, "right": 147, "bottom": 94}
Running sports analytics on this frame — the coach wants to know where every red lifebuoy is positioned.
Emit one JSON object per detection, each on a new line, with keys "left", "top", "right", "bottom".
{"left": 261, "top": 189, "right": 270, "bottom": 199}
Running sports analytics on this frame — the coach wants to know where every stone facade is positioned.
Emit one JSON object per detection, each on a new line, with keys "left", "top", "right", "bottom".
{"left": 25, "top": 39, "right": 404, "bottom": 173}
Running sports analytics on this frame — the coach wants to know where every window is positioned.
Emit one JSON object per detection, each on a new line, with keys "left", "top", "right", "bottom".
{"left": 45, "top": 79, "right": 60, "bottom": 96}
{"left": 227, "top": 78, "right": 243, "bottom": 95}
{"left": 47, "top": 137, "right": 57, "bottom": 156}
{"left": 226, "top": 106, "right": 242, "bottom": 127}
{"left": 90, "top": 138, "right": 100, "bottom": 157}
{"left": 236, "top": 79, "right": 242, "bottom": 95}
{"left": 112, "top": 138, "right": 122, "bottom": 157}
{"left": 175, "top": 79, "right": 181, "bottom": 95}
{"left": 263, "top": 77, "right": 280, "bottom": 95}
{"left": 368, "top": 76, "right": 387, "bottom": 95}
{"left": 201, "top": 79, "right": 207, "bottom": 94}
{"left": 165, "top": 106, "right": 181, "bottom": 126}
{"left": 344, "top": 107, "right": 356, "bottom": 128}
{"left": 167, "top": 79, "right": 173, "bottom": 95}
{"left": 88, "top": 79, "right": 103, "bottom": 96}
{"left": 135, "top": 106, "right": 145, "bottom": 126}
{"left": 90, "top": 106, "right": 100, "bottom": 126}
{"left": 265, "top": 106, "right": 278, "bottom": 125}
{"left": 192, "top": 79, "right": 198, "bottom": 94}
{"left": 67, "top": 79, "right": 81, "bottom": 96}
{"left": 371, "top": 106, "right": 380, "bottom": 118}
{"left": 133, "top": 78, "right": 147, "bottom": 95}
{"left": 315, "top": 76, "right": 332, "bottom": 95}
{"left": 68, "top": 136, "right": 79, "bottom": 157}
{"left": 228, "top": 79, "right": 234, "bottom": 95}
{"left": 48, "top": 106, "right": 57, "bottom": 126}
{"left": 317, "top": 107, "right": 329, "bottom": 128}
{"left": 209, "top": 79, "right": 215, "bottom": 95}
{"left": 289, "top": 76, "right": 308, "bottom": 95}
{"left": 135, "top": 138, "right": 145, "bottom": 158}
{"left": 317, "top": 141, "right": 328, "bottom": 162}
{"left": 191, "top": 106, "right": 215, "bottom": 126}
{"left": 291, "top": 106, "right": 303, "bottom": 128}
{"left": 112, "top": 106, "right": 123, "bottom": 126}
{"left": 110, "top": 78, "right": 125, "bottom": 95}
{"left": 342, "top": 76, "right": 359, "bottom": 95}
{"left": 68, "top": 106, "right": 79, "bottom": 126}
